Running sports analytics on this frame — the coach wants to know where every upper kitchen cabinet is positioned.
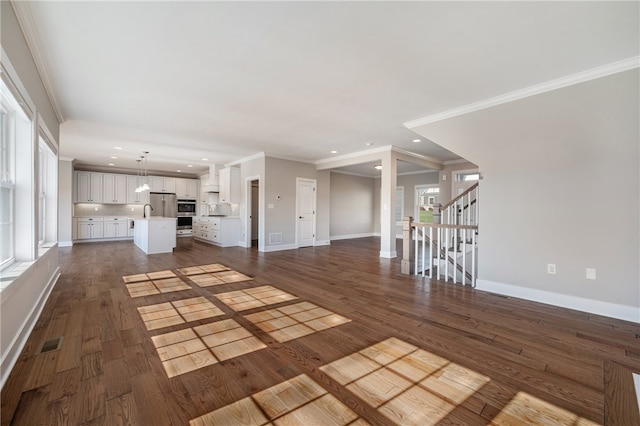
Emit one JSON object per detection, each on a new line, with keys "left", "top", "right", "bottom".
{"left": 126, "top": 176, "right": 150, "bottom": 204}
{"left": 149, "top": 176, "right": 177, "bottom": 193}
{"left": 103, "top": 174, "right": 127, "bottom": 204}
{"left": 219, "top": 167, "right": 241, "bottom": 204}
{"left": 75, "top": 171, "right": 103, "bottom": 203}
{"left": 176, "top": 179, "right": 199, "bottom": 198}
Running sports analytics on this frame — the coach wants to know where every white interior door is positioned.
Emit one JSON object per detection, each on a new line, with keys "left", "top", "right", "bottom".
{"left": 296, "top": 178, "right": 316, "bottom": 248}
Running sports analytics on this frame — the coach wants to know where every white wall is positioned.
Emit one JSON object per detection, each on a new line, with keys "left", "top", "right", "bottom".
{"left": 330, "top": 172, "right": 376, "bottom": 239}
{"left": 411, "top": 69, "right": 640, "bottom": 322}
{"left": 58, "top": 160, "right": 73, "bottom": 245}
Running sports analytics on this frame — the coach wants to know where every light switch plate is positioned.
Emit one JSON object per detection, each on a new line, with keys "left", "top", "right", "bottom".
{"left": 586, "top": 268, "right": 596, "bottom": 280}
{"left": 547, "top": 264, "right": 556, "bottom": 274}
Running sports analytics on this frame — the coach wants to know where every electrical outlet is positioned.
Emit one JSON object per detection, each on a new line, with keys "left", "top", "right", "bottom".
{"left": 94, "top": 207, "right": 99, "bottom": 211}
{"left": 131, "top": 207, "right": 134, "bottom": 211}
{"left": 586, "top": 268, "right": 596, "bottom": 280}
{"left": 547, "top": 264, "right": 556, "bottom": 274}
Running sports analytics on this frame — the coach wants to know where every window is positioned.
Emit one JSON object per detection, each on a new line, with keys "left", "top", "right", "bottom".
{"left": 456, "top": 172, "right": 480, "bottom": 182}
{"left": 0, "top": 79, "right": 25, "bottom": 269}
{"left": 415, "top": 185, "right": 439, "bottom": 223}
{"left": 1, "top": 60, "right": 38, "bottom": 272}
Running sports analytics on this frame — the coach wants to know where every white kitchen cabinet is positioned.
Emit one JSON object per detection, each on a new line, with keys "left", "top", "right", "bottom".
{"left": 126, "top": 176, "right": 150, "bottom": 204}
{"left": 75, "top": 172, "right": 103, "bottom": 203}
{"left": 103, "top": 217, "right": 129, "bottom": 238}
{"left": 103, "top": 174, "right": 127, "bottom": 204}
{"left": 192, "top": 216, "right": 240, "bottom": 247}
{"left": 149, "top": 176, "right": 176, "bottom": 193}
{"left": 218, "top": 167, "right": 240, "bottom": 204}
{"left": 176, "top": 179, "right": 199, "bottom": 198}
{"left": 76, "top": 217, "right": 104, "bottom": 239}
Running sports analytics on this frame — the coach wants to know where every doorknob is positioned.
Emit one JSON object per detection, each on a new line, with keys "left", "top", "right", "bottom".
{"left": 299, "top": 216, "right": 303, "bottom": 219}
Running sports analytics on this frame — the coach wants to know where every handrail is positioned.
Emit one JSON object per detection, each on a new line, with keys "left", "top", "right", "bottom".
{"left": 440, "top": 182, "right": 479, "bottom": 211}
{"left": 413, "top": 222, "right": 477, "bottom": 230}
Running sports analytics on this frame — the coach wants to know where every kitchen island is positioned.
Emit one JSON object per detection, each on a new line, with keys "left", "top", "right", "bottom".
{"left": 134, "top": 217, "right": 177, "bottom": 254}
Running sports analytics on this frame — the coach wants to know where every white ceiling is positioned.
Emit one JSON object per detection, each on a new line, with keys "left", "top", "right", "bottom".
{"left": 21, "top": 1, "right": 640, "bottom": 176}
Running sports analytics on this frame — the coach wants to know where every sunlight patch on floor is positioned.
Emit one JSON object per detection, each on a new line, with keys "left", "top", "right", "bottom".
{"left": 215, "top": 285, "right": 298, "bottom": 312}
{"left": 245, "top": 301, "right": 351, "bottom": 343}
{"left": 137, "top": 296, "right": 225, "bottom": 330}
{"left": 151, "top": 319, "right": 266, "bottom": 378}
{"left": 189, "top": 374, "right": 364, "bottom": 426}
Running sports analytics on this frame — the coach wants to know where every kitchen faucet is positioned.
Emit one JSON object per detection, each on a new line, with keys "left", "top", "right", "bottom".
{"left": 143, "top": 204, "right": 154, "bottom": 218}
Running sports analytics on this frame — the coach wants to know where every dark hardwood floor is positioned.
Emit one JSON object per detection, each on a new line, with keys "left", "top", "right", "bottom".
{"left": 1, "top": 237, "right": 639, "bottom": 425}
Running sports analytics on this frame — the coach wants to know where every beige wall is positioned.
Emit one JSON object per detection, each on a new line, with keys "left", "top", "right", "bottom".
{"left": 438, "top": 161, "right": 478, "bottom": 204}
{"left": 263, "top": 157, "right": 317, "bottom": 249}
{"left": 330, "top": 172, "right": 376, "bottom": 239}
{"left": 412, "top": 69, "right": 640, "bottom": 322}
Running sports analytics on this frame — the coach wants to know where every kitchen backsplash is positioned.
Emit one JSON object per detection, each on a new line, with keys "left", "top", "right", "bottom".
{"left": 74, "top": 203, "right": 145, "bottom": 217}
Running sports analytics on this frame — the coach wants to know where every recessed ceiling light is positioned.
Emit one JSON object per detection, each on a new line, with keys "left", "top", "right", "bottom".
{"left": 330, "top": 150, "right": 338, "bottom": 154}
{"left": 374, "top": 164, "right": 382, "bottom": 170}
{"left": 176, "top": 170, "right": 182, "bottom": 173}
{"left": 187, "top": 164, "right": 193, "bottom": 168}
{"left": 114, "top": 146, "right": 123, "bottom": 150}
{"left": 202, "top": 158, "right": 208, "bottom": 161}
{"left": 108, "top": 163, "right": 115, "bottom": 166}
{"left": 111, "top": 156, "right": 118, "bottom": 159}
{"left": 412, "top": 139, "right": 421, "bottom": 143}
{"left": 366, "top": 142, "right": 374, "bottom": 146}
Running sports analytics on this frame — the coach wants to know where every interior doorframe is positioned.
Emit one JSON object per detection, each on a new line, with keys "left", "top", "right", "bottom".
{"left": 295, "top": 177, "right": 317, "bottom": 248}
{"left": 243, "top": 175, "right": 262, "bottom": 250}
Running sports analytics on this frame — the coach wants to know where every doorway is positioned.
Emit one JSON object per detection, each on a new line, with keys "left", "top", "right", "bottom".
{"left": 296, "top": 178, "right": 316, "bottom": 248}
{"left": 244, "top": 176, "right": 261, "bottom": 249}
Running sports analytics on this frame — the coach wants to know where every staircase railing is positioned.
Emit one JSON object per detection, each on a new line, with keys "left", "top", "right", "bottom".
{"left": 401, "top": 183, "right": 479, "bottom": 286}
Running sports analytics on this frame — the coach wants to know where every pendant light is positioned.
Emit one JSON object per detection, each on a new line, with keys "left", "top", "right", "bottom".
{"left": 141, "top": 151, "right": 150, "bottom": 191}
{"left": 134, "top": 159, "right": 143, "bottom": 192}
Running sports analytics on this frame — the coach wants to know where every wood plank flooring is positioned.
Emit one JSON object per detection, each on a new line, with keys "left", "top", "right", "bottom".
{"left": 1, "top": 237, "right": 639, "bottom": 425}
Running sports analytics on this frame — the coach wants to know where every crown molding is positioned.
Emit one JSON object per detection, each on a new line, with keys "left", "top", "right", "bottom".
{"left": 226, "top": 152, "right": 265, "bottom": 167}
{"left": 10, "top": 0, "right": 65, "bottom": 123}
{"left": 404, "top": 56, "right": 640, "bottom": 129}
{"left": 315, "top": 145, "right": 393, "bottom": 166}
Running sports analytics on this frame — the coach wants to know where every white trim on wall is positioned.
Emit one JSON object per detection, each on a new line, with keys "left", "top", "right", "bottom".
{"left": 476, "top": 279, "right": 640, "bottom": 324}
{"left": 330, "top": 232, "right": 376, "bottom": 241}
{"left": 262, "top": 243, "right": 299, "bottom": 252}
{"left": 0, "top": 265, "right": 60, "bottom": 389}
{"left": 404, "top": 56, "right": 640, "bottom": 129}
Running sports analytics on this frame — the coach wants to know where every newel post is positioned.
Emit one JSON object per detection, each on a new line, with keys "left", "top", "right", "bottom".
{"left": 401, "top": 216, "right": 414, "bottom": 274}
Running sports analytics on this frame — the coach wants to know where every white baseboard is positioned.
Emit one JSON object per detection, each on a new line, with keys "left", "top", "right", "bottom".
{"left": 58, "top": 241, "right": 73, "bottom": 247}
{"left": 330, "top": 233, "right": 375, "bottom": 241}
{"left": 379, "top": 250, "right": 398, "bottom": 259}
{"left": 476, "top": 279, "right": 640, "bottom": 324}
{"left": 261, "top": 243, "right": 299, "bottom": 253}
{"left": 1, "top": 267, "right": 60, "bottom": 389}
{"left": 314, "top": 240, "right": 330, "bottom": 246}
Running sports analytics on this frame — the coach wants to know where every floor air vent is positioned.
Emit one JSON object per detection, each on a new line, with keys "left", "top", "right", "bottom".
{"left": 39, "top": 337, "right": 63, "bottom": 354}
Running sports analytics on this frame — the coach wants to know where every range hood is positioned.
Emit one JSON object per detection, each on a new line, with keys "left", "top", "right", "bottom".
{"left": 203, "top": 164, "right": 221, "bottom": 192}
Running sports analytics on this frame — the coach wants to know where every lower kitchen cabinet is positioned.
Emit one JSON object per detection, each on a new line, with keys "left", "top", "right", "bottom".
{"left": 74, "top": 217, "right": 134, "bottom": 241}
{"left": 103, "top": 218, "right": 130, "bottom": 238}
{"left": 76, "top": 217, "right": 104, "bottom": 240}
{"left": 192, "top": 216, "right": 240, "bottom": 247}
